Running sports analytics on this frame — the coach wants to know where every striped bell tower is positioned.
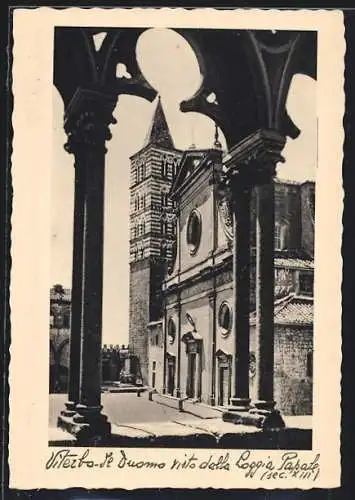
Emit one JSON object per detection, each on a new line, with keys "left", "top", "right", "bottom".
{"left": 128, "top": 97, "right": 182, "bottom": 383}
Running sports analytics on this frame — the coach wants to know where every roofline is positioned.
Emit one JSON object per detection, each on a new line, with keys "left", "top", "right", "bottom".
{"left": 129, "top": 143, "right": 184, "bottom": 161}
{"left": 170, "top": 148, "right": 222, "bottom": 200}
{"left": 274, "top": 177, "right": 315, "bottom": 186}
{"left": 276, "top": 321, "right": 313, "bottom": 327}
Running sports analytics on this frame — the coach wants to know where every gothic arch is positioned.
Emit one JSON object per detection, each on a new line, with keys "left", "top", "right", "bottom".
{"left": 54, "top": 27, "right": 317, "bottom": 150}
{"left": 175, "top": 28, "right": 317, "bottom": 147}
{"left": 54, "top": 27, "right": 157, "bottom": 110}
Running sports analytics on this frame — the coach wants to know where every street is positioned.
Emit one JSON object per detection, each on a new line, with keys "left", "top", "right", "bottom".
{"left": 49, "top": 392, "right": 201, "bottom": 428}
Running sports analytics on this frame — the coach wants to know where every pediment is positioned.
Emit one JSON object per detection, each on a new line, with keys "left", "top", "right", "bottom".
{"left": 215, "top": 348, "right": 232, "bottom": 358}
{"left": 169, "top": 150, "right": 206, "bottom": 199}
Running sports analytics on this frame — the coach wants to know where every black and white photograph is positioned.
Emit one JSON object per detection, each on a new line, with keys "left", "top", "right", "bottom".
{"left": 9, "top": 8, "right": 343, "bottom": 490}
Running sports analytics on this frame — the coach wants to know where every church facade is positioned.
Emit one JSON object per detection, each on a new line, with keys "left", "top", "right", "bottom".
{"left": 129, "top": 99, "right": 315, "bottom": 416}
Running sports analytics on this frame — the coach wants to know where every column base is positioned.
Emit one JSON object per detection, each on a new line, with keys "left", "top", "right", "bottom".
{"left": 60, "top": 400, "right": 77, "bottom": 417}
{"left": 58, "top": 404, "right": 111, "bottom": 445}
{"left": 173, "top": 388, "right": 181, "bottom": 398}
{"left": 249, "top": 400, "right": 286, "bottom": 430}
{"left": 223, "top": 399, "right": 285, "bottom": 430}
{"left": 228, "top": 397, "right": 251, "bottom": 411}
{"left": 207, "top": 395, "right": 216, "bottom": 406}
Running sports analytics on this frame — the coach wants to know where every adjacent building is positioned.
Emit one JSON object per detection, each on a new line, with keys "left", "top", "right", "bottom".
{"left": 129, "top": 98, "right": 315, "bottom": 416}
{"left": 49, "top": 287, "right": 138, "bottom": 392}
{"left": 49, "top": 285, "right": 71, "bottom": 393}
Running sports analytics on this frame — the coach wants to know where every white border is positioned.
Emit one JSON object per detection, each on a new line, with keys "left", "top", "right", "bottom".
{"left": 10, "top": 8, "right": 344, "bottom": 490}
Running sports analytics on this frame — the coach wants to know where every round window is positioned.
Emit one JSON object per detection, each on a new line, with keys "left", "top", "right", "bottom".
{"left": 167, "top": 318, "right": 176, "bottom": 344}
{"left": 186, "top": 209, "right": 202, "bottom": 255}
{"left": 218, "top": 302, "right": 232, "bottom": 337}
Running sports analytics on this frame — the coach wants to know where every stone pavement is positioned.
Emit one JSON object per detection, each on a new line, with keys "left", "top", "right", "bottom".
{"left": 49, "top": 392, "right": 312, "bottom": 449}
{"left": 49, "top": 392, "right": 203, "bottom": 428}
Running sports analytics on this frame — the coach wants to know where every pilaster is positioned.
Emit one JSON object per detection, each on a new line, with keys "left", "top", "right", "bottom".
{"left": 208, "top": 290, "right": 217, "bottom": 406}
{"left": 173, "top": 300, "right": 182, "bottom": 398}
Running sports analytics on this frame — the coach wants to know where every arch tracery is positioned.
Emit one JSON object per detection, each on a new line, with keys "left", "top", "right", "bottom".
{"left": 175, "top": 28, "right": 317, "bottom": 147}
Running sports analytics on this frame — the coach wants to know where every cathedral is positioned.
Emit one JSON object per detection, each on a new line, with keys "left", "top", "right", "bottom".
{"left": 129, "top": 98, "right": 315, "bottom": 416}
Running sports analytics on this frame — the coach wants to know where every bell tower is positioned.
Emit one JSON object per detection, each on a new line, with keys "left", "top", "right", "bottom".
{"left": 128, "top": 97, "right": 182, "bottom": 383}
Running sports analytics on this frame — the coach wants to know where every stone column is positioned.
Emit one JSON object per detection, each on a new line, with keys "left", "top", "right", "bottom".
{"left": 208, "top": 290, "right": 217, "bottom": 406}
{"left": 58, "top": 89, "right": 117, "bottom": 442}
{"left": 229, "top": 187, "right": 251, "bottom": 409}
{"left": 63, "top": 156, "right": 85, "bottom": 413}
{"left": 254, "top": 182, "right": 276, "bottom": 406}
{"left": 162, "top": 295, "right": 168, "bottom": 394}
{"left": 220, "top": 130, "right": 286, "bottom": 428}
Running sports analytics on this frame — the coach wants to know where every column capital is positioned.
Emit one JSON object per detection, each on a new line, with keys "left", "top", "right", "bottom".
{"left": 64, "top": 88, "right": 118, "bottom": 157}
{"left": 216, "top": 129, "right": 286, "bottom": 200}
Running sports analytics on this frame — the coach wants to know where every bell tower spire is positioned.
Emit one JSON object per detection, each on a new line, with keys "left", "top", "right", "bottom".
{"left": 144, "top": 96, "right": 174, "bottom": 149}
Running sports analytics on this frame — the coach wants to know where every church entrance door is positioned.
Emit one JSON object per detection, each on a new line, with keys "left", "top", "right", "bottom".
{"left": 216, "top": 350, "right": 232, "bottom": 406}
{"left": 167, "top": 357, "right": 176, "bottom": 395}
{"left": 187, "top": 352, "right": 196, "bottom": 399}
{"left": 219, "top": 367, "right": 229, "bottom": 406}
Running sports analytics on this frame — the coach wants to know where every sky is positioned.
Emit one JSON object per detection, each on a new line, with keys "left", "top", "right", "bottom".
{"left": 51, "top": 28, "right": 317, "bottom": 345}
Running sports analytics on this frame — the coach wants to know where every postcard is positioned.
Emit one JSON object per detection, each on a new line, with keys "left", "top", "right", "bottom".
{"left": 9, "top": 7, "right": 344, "bottom": 490}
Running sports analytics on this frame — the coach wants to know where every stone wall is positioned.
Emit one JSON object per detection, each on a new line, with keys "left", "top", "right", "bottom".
{"left": 300, "top": 182, "right": 315, "bottom": 258}
{"left": 148, "top": 321, "right": 164, "bottom": 392}
{"left": 49, "top": 329, "right": 70, "bottom": 393}
{"left": 129, "top": 259, "right": 151, "bottom": 384}
{"left": 250, "top": 324, "right": 313, "bottom": 415}
{"left": 274, "top": 325, "right": 313, "bottom": 415}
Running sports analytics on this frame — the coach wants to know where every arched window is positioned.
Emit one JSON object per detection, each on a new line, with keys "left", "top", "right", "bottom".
{"left": 167, "top": 318, "right": 176, "bottom": 344}
{"left": 218, "top": 301, "right": 232, "bottom": 337}
{"left": 161, "top": 191, "right": 169, "bottom": 207}
{"left": 166, "top": 158, "right": 173, "bottom": 179}
{"left": 173, "top": 158, "right": 180, "bottom": 179}
{"left": 274, "top": 221, "right": 289, "bottom": 251}
{"left": 299, "top": 272, "right": 314, "bottom": 295}
{"left": 161, "top": 157, "right": 168, "bottom": 178}
{"left": 186, "top": 209, "right": 202, "bottom": 255}
{"left": 160, "top": 243, "right": 167, "bottom": 257}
